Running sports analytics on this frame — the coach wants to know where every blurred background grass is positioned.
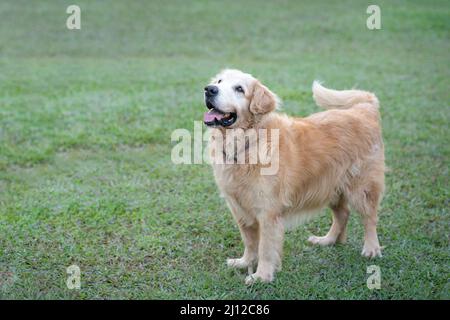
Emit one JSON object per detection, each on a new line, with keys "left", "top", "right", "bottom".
{"left": 0, "top": 0, "right": 448, "bottom": 299}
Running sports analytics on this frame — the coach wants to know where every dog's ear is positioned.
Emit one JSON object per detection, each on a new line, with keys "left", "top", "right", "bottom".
{"left": 249, "top": 81, "right": 278, "bottom": 114}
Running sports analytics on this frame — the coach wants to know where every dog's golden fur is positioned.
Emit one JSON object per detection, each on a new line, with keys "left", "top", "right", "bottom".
{"left": 205, "top": 69, "right": 385, "bottom": 284}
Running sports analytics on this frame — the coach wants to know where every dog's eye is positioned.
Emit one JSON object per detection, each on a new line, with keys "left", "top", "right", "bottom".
{"left": 218, "top": 79, "right": 222, "bottom": 84}
{"left": 235, "top": 86, "right": 244, "bottom": 94}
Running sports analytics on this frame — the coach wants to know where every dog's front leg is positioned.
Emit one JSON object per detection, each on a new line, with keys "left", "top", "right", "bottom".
{"left": 245, "top": 213, "right": 284, "bottom": 285}
{"left": 227, "top": 222, "right": 259, "bottom": 273}
{"left": 226, "top": 198, "right": 259, "bottom": 272}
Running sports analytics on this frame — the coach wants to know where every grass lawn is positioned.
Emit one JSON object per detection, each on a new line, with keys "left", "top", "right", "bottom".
{"left": 0, "top": 0, "right": 449, "bottom": 299}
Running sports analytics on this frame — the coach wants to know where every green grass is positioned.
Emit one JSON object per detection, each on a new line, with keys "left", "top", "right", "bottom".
{"left": 0, "top": 0, "right": 449, "bottom": 299}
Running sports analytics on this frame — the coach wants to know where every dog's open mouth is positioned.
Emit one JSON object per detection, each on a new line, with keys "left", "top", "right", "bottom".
{"left": 204, "top": 108, "right": 237, "bottom": 127}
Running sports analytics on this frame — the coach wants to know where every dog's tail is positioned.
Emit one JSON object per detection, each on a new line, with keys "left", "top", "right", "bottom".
{"left": 312, "top": 81, "right": 379, "bottom": 109}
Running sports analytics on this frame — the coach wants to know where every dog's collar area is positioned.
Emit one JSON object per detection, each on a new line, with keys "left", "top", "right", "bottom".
{"left": 222, "top": 139, "right": 250, "bottom": 163}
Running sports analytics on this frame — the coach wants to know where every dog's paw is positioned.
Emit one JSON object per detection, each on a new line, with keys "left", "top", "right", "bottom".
{"left": 361, "top": 244, "right": 383, "bottom": 258}
{"left": 244, "top": 272, "right": 274, "bottom": 285}
{"left": 227, "top": 258, "right": 249, "bottom": 269}
{"left": 308, "top": 235, "right": 336, "bottom": 246}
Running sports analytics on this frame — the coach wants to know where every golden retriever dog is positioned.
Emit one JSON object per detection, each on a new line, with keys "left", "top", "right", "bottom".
{"left": 203, "top": 69, "right": 385, "bottom": 284}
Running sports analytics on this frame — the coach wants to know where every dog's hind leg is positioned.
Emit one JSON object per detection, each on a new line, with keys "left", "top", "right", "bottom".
{"left": 308, "top": 196, "right": 350, "bottom": 246}
{"left": 349, "top": 170, "right": 384, "bottom": 258}
{"left": 360, "top": 206, "right": 382, "bottom": 258}
{"left": 357, "top": 184, "right": 383, "bottom": 258}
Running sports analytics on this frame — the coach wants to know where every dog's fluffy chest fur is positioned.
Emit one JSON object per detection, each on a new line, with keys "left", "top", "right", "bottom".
{"left": 213, "top": 163, "right": 275, "bottom": 215}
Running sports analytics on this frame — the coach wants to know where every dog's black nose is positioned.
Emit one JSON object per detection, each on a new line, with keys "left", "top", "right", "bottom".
{"left": 204, "top": 85, "right": 219, "bottom": 97}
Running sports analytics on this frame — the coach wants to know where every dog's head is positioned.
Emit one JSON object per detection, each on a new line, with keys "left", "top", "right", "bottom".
{"left": 203, "top": 69, "right": 279, "bottom": 129}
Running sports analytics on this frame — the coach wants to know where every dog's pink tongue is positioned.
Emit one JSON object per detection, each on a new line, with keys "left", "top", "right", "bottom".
{"left": 204, "top": 109, "right": 224, "bottom": 122}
